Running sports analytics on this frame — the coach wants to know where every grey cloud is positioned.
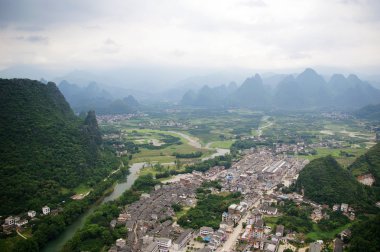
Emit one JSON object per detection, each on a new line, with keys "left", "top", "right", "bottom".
{"left": 0, "top": 0, "right": 102, "bottom": 26}
{"left": 94, "top": 38, "right": 121, "bottom": 54}
{"left": 15, "top": 25, "right": 45, "bottom": 32}
{"left": 15, "top": 35, "right": 48, "bottom": 44}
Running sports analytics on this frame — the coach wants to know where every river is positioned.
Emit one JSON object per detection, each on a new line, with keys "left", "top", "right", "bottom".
{"left": 42, "top": 162, "right": 146, "bottom": 252}
{"left": 43, "top": 131, "right": 229, "bottom": 251}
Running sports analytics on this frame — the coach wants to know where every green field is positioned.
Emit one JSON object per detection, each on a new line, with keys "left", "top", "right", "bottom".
{"left": 73, "top": 184, "right": 92, "bottom": 194}
{"left": 121, "top": 129, "right": 214, "bottom": 164}
{"left": 306, "top": 223, "right": 352, "bottom": 240}
{"left": 209, "top": 140, "right": 235, "bottom": 149}
{"left": 298, "top": 147, "right": 367, "bottom": 168}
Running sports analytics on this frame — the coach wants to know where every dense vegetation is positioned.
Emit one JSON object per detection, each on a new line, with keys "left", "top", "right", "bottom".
{"left": 275, "top": 201, "right": 313, "bottom": 233}
{"left": 0, "top": 79, "right": 119, "bottom": 215}
{"left": 349, "top": 142, "right": 380, "bottom": 199}
{"left": 295, "top": 156, "right": 375, "bottom": 211}
{"left": 348, "top": 214, "right": 380, "bottom": 252}
{"left": 1, "top": 168, "right": 126, "bottom": 252}
{"left": 173, "top": 151, "right": 203, "bottom": 158}
{"left": 178, "top": 182, "right": 241, "bottom": 230}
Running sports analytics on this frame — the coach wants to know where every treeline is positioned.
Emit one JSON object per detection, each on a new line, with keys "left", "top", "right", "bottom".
{"left": 230, "top": 139, "right": 271, "bottom": 154}
{"left": 10, "top": 167, "right": 128, "bottom": 252}
{"left": 178, "top": 183, "right": 241, "bottom": 230}
{"left": 139, "top": 134, "right": 181, "bottom": 150}
{"left": 155, "top": 155, "right": 232, "bottom": 180}
{"left": 173, "top": 151, "right": 202, "bottom": 158}
{"left": 273, "top": 200, "right": 350, "bottom": 240}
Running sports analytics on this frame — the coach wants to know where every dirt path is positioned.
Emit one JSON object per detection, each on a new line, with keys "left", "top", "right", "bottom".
{"left": 16, "top": 228, "right": 27, "bottom": 240}
{"left": 168, "top": 131, "right": 202, "bottom": 148}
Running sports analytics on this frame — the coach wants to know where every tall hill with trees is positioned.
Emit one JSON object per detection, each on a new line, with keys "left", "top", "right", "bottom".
{"left": 295, "top": 156, "right": 376, "bottom": 211}
{"left": 0, "top": 78, "right": 117, "bottom": 215}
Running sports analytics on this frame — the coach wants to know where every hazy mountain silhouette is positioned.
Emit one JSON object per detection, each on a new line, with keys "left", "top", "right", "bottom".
{"left": 58, "top": 80, "right": 139, "bottom": 114}
{"left": 181, "top": 68, "right": 380, "bottom": 109}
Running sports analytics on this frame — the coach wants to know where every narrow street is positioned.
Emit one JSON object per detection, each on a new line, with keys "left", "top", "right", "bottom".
{"left": 217, "top": 199, "right": 261, "bottom": 252}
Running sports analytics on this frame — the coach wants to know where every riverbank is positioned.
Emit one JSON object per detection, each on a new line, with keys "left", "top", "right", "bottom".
{"left": 42, "top": 163, "right": 145, "bottom": 252}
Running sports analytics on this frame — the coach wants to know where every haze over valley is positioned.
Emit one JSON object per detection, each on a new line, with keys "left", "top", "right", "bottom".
{"left": 1, "top": 1, "right": 380, "bottom": 252}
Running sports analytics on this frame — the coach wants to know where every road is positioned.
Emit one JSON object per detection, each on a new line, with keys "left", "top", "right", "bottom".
{"left": 256, "top": 116, "right": 273, "bottom": 137}
{"left": 217, "top": 199, "right": 261, "bottom": 252}
{"left": 218, "top": 213, "right": 249, "bottom": 252}
{"left": 168, "top": 131, "right": 202, "bottom": 149}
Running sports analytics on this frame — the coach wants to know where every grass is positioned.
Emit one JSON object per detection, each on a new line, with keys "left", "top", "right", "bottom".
{"left": 306, "top": 223, "right": 352, "bottom": 241}
{"left": 265, "top": 217, "right": 351, "bottom": 241}
{"left": 209, "top": 140, "right": 235, "bottom": 149}
{"left": 123, "top": 128, "right": 215, "bottom": 164}
{"left": 73, "top": 184, "right": 92, "bottom": 194}
{"left": 264, "top": 216, "right": 279, "bottom": 229}
{"left": 298, "top": 147, "right": 367, "bottom": 168}
{"left": 174, "top": 207, "right": 191, "bottom": 221}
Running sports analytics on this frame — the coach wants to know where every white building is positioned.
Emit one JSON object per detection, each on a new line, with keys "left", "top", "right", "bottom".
{"left": 200, "top": 226, "right": 214, "bottom": 236}
{"left": 4, "top": 216, "right": 15, "bottom": 226}
{"left": 16, "top": 219, "right": 28, "bottom": 227}
{"left": 28, "top": 210, "right": 36, "bottom": 218}
{"left": 156, "top": 237, "right": 172, "bottom": 252}
{"left": 42, "top": 206, "right": 50, "bottom": 215}
{"left": 340, "top": 203, "right": 349, "bottom": 213}
{"left": 116, "top": 238, "right": 126, "bottom": 248}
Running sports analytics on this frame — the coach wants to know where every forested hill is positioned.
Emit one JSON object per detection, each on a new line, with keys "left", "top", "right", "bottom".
{"left": 0, "top": 79, "right": 116, "bottom": 215}
{"left": 354, "top": 103, "right": 380, "bottom": 120}
{"left": 295, "top": 156, "right": 376, "bottom": 211}
{"left": 349, "top": 142, "right": 380, "bottom": 197}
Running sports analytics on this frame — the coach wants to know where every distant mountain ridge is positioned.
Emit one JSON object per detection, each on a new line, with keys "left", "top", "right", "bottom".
{"left": 58, "top": 80, "right": 140, "bottom": 114}
{"left": 181, "top": 68, "right": 380, "bottom": 109}
{"left": 354, "top": 103, "right": 380, "bottom": 120}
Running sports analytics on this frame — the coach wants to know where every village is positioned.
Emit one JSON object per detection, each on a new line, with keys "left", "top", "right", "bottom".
{"left": 105, "top": 147, "right": 356, "bottom": 252}
{"left": 0, "top": 143, "right": 359, "bottom": 252}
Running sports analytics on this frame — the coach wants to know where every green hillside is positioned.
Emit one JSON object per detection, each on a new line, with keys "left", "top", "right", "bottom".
{"left": 295, "top": 156, "right": 375, "bottom": 211}
{"left": 355, "top": 103, "right": 380, "bottom": 120}
{"left": 348, "top": 214, "right": 380, "bottom": 252}
{"left": 0, "top": 79, "right": 117, "bottom": 215}
{"left": 349, "top": 142, "right": 380, "bottom": 198}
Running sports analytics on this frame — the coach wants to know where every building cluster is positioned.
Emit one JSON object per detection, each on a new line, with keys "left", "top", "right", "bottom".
{"left": 97, "top": 113, "right": 147, "bottom": 124}
{"left": 239, "top": 209, "right": 282, "bottom": 252}
{"left": 137, "top": 120, "right": 190, "bottom": 129}
{"left": 2, "top": 206, "right": 51, "bottom": 234}
{"left": 333, "top": 203, "right": 356, "bottom": 220}
{"left": 110, "top": 146, "right": 357, "bottom": 252}
{"left": 108, "top": 179, "right": 202, "bottom": 252}
{"left": 217, "top": 149, "right": 307, "bottom": 199}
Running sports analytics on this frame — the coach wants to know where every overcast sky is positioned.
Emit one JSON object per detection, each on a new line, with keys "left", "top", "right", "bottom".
{"left": 0, "top": 0, "right": 379, "bottom": 76}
